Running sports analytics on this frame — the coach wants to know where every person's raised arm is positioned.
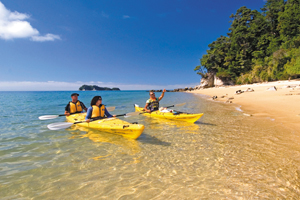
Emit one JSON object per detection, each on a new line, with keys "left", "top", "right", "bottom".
{"left": 158, "top": 89, "right": 166, "bottom": 101}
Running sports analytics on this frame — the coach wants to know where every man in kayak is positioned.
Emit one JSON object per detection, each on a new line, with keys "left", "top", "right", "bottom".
{"left": 85, "top": 96, "right": 116, "bottom": 122}
{"left": 64, "top": 93, "right": 87, "bottom": 116}
{"left": 144, "top": 89, "right": 166, "bottom": 112}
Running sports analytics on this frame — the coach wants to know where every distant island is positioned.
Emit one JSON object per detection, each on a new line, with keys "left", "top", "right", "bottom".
{"left": 79, "top": 85, "right": 120, "bottom": 91}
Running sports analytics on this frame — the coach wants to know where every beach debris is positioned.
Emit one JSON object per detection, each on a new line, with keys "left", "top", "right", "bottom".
{"left": 285, "top": 93, "right": 300, "bottom": 95}
{"left": 225, "top": 97, "right": 234, "bottom": 103}
{"left": 243, "top": 113, "right": 252, "bottom": 117}
{"left": 220, "top": 93, "right": 229, "bottom": 98}
{"left": 267, "top": 86, "right": 277, "bottom": 91}
{"left": 244, "top": 88, "right": 254, "bottom": 92}
{"left": 235, "top": 90, "right": 244, "bottom": 94}
{"left": 212, "top": 96, "right": 217, "bottom": 100}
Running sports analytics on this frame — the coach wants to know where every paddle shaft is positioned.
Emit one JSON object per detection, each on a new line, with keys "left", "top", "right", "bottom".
{"left": 115, "top": 114, "right": 126, "bottom": 117}
{"left": 76, "top": 112, "right": 137, "bottom": 124}
{"left": 78, "top": 116, "right": 105, "bottom": 123}
{"left": 166, "top": 105, "right": 174, "bottom": 108}
{"left": 142, "top": 105, "right": 174, "bottom": 114}
{"left": 140, "top": 107, "right": 190, "bottom": 115}
{"left": 71, "top": 113, "right": 135, "bottom": 125}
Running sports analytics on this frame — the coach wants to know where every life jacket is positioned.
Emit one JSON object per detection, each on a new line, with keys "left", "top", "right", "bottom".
{"left": 147, "top": 98, "right": 159, "bottom": 111}
{"left": 91, "top": 104, "right": 106, "bottom": 118}
{"left": 69, "top": 101, "right": 83, "bottom": 114}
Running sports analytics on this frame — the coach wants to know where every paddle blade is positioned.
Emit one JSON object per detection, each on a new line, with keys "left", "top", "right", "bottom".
{"left": 39, "top": 115, "right": 59, "bottom": 120}
{"left": 106, "top": 106, "right": 115, "bottom": 112}
{"left": 125, "top": 112, "right": 140, "bottom": 117}
{"left": 47, "top": 122, "right": 73, "bottom": 130}
{"left": 175, "top": 102, "right": 186, "bottom": 107}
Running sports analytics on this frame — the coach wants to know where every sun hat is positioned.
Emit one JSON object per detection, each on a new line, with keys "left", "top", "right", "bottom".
{"left": 71, "top": 93, "right": 79, "bottom": 97}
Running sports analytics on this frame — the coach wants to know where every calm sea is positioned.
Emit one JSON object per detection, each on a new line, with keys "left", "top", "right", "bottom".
{"left": 0, "top": 91, "right": 300, "bottom": 199}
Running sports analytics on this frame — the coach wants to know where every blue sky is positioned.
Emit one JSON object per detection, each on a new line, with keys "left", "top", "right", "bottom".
{"left": 0, "top": 0, "right": 265, "bottom": 90}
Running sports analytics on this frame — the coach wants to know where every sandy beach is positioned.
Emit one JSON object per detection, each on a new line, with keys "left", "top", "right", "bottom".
{"left": 189, "top": 79, "right": 300, "bottom": 131}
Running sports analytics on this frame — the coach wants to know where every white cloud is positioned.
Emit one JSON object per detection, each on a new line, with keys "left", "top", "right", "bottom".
{"left": 0, "top": 81, "right": 198, "bottom": 91}
{"left": 123, "top": 15, "right": 130, "bottom": 19}
{"left": 31, "top": 33, "right": 61, "bottom": 42}
{"left": 0, "top": 1, "right": 60, "bottom": 41}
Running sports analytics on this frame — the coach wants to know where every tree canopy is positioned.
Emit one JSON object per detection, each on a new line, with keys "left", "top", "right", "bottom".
{"left": 195, "top": 0, "right": 300, "bottom": 84}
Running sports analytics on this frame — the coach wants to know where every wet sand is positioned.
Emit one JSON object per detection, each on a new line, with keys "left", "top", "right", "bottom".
{"left": 189, "top": 79, "right": 300, "bottom": 131}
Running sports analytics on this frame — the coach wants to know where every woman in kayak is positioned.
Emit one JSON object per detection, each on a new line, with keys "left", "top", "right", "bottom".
{"left": 85, "top": 96, "right": 116, "bottom": 122}
{"left": 144, "top": 89, "right": 166, "bottom": 112}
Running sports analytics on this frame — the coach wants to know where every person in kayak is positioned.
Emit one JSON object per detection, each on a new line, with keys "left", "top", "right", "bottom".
{"left": 64, "top": 93, "right": 87, "bottom": 116}
{"left": 85, "top": 96, "right": 116, "bottom": 122}
{"left": 144, "top": 89, "right": 166, "bottom": 112}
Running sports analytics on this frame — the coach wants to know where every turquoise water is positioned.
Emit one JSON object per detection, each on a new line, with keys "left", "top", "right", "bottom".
{"left": 1, "top": 91, "right": 300, "bottom": 199}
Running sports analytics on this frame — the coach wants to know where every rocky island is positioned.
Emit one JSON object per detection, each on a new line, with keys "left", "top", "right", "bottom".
{"left": 79, "top": 85, "right": 120, "bottom": 91}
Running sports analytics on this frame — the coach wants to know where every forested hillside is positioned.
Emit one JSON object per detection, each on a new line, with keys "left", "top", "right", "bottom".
{"left": 195, "top": 0, "right": 300, "bottom": 84}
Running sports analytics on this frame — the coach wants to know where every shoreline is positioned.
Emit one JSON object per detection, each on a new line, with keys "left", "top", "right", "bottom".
{"left": 188, "top": 79, "right": 300, "bottom": 131}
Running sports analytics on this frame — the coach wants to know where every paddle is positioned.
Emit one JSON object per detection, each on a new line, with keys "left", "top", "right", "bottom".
{"left": 164, "top": 102, "right": 186, "bottom": 109}
{"left": 47, "top": 111, "right": 140, "bottom": 130}
{"left": 39, "top": 106, "right": 116, "bottom": 120}
{"left": 115, "top": 112, "right": 140, "bottom": 117}
{"left": 166, "top": 103, "right": 191, "bottom": 114}
{"left": 139, "top": 102, "right": 186, "bottom": 114}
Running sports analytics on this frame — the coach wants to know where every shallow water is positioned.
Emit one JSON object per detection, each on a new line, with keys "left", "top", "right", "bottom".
{"left": 0, "top": 91, "right": 300, "bottom": 199}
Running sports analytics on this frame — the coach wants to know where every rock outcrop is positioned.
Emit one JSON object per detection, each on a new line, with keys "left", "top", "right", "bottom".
{"left": 79, "top": 85, "right": 120, "bottom": 91}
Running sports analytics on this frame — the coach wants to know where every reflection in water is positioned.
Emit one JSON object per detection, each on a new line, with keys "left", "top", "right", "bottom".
{"left": 141, "top": 116, "right": 202, "bottom": 134}
{"left": 195, "top": 121, "right": 216, "bottom": 126}
{"left": 68, "top": 126, "right": 141, "bottom": 157}
{"left": 138, "top": 133, "right": 171, "bottom": 146}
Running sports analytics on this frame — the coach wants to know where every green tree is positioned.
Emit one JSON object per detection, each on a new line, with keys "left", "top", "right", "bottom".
{"left": 195, "top": 0, "right": 300, "bottom": 84}
{"left": 262, "top": 0, "right": 285, "bottom": 37}
{"left": 278, "top": 0, "right": 300, "bottom": 46}
{"left": 194, "top": 35, "right": 230, "bottom": 77}
{"left": 227, "top": 7, "right": 269, "bottom": 77}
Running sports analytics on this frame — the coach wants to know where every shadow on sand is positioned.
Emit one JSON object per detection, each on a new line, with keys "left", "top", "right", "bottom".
{"left": 195, "top": 121, "right": 216, "bottom": 126}
{"left": 138, "top": 133, "right": 171, "bottom": 146}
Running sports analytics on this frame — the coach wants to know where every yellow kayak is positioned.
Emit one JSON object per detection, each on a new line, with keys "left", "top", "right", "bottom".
{"left": 134, "top": 104, "right": 203, "bottom": 123}
{"left": 66, "top": 113, "right": 144, "bottom": 139}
